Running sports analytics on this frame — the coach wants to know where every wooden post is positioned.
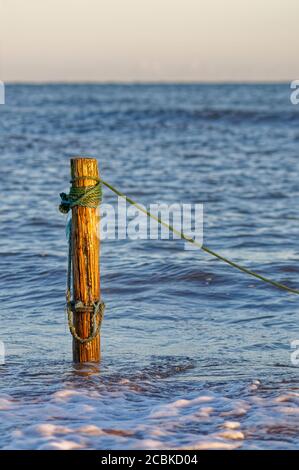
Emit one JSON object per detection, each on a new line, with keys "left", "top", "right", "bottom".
{"left": 70, "top": 157, "right": 101, "bottom": 362}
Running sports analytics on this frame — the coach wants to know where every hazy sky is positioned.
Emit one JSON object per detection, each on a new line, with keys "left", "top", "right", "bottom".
{"left": 1, "top": 0, "right": 299, "bottom": 82}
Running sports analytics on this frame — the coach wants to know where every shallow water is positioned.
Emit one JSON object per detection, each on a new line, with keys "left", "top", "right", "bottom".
{"left": 0, "top": 84, "right": 299, "bottom": 449}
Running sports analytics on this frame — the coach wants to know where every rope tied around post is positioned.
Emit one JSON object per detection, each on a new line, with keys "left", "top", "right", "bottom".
{"left": 59, "top": 176, "right": 102, "bottom": 214}
{"left": 66, "top": 296, "right": 105, "bottom": 344}
{"left": 60, "top": 174, "right": 105, "bottom": 345}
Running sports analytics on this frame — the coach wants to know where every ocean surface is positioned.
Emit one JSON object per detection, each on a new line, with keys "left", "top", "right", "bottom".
{"left": 0, "top": 83, "right": 299, "bottom": 450}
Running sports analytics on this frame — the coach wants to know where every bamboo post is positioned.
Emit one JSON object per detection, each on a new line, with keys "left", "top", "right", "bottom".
{"left": 70, "top": 157, "right": 101, "bottom": 362}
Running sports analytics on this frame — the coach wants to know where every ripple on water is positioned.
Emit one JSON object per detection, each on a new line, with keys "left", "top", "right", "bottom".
{"left": 1, "top": 84, "right": 299, "bottom": 449}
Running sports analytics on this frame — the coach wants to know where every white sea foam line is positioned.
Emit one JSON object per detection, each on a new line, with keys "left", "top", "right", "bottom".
{"left": 1, "top": 385, "right": 299, "bottom": 450}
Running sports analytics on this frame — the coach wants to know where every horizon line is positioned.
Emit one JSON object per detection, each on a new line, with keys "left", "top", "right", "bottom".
{"left": 2, "top": 79, "right": 294, "bottom": 86}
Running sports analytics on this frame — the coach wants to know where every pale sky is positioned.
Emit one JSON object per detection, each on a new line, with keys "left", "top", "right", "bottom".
{"left": 1, "top": 0, "right": 299, "bottom": 82}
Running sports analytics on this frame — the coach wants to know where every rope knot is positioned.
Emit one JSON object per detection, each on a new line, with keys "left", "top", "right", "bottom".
{"left": 59, "top": 177, "right": 102, "bottom": 214}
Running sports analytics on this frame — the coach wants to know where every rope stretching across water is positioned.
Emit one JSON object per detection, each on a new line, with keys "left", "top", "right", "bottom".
{"left": 60, "top": 176, "right": 299, "bottom": 296}
{"left": 101, "top": 179, "right": 299, "bottom": 296}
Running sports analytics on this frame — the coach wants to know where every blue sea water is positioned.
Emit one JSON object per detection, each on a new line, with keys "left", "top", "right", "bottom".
{"left": 0, "top": 83, "right": 299, "bottom": 449}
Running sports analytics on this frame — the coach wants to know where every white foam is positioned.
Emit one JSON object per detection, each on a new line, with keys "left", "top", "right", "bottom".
{"left": 36, "top": 424, "right": 72, "bottom": 437}
{"left": 39, "top": 440, "right": 83, "bottom": 450}
{"left": 188, "top": 441, "right": 241, "bottom": 450}
{"left": 1, "top": 381, "right": 298, "bottom": 449}
{"left": 222, "top": 421, "right": 241, "bottom": 430}
{"left": 218, "top": 430, "right": 245, "bottom": 440}
{"left": 53, "top": 390, "right": 81, "bottom": 400}
{"left": 77, "top": 425, "right": 104, "bottom": 436}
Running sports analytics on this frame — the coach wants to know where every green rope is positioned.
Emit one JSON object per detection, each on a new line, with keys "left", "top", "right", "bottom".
{"left": 59, "top": 175, "right": 299, "bottom": 296}
{"left": 100, "top": 179, "right": 299, "bottom": 296}
{"left": 66, "top": 296, "right": 105, "bottom": 344}
{"left": 59, "top": 176, "right": 102, "bottom": 214}
{"left": 60, "top": 177, "right": 105, "bottom": 343}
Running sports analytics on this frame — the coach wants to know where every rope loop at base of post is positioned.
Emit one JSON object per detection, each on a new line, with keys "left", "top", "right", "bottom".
{"left": 67, "top": 296, "right": 105, "bottom": 344}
